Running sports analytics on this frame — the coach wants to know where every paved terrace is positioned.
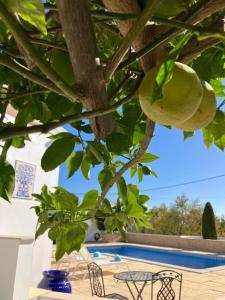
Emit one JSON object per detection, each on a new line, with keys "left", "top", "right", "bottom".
{"left": 47, "top": 250, "right": 225, "bottom": 300}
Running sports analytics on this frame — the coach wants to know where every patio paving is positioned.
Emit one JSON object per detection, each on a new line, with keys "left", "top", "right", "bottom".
{"left": 50, "top": 250, "right": 225, "bottom": 300}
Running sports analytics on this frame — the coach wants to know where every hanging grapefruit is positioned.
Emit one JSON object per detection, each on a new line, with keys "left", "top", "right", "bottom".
{"left": 176, "top": 81, "right": 216, "bottom": 131}
{"left": 138, "top": 62, "right": 203, "bottom": 126}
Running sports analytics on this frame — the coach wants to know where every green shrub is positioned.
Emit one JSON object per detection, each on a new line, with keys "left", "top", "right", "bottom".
{"left": 202, "top": 202, "right": 217, "bottom": 240}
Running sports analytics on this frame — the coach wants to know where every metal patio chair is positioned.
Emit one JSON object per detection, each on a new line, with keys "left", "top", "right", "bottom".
{"left": 88, "top": 262, "right": 128, "bottom": 299}
{"left": 151, "top": 270, "right": 182, "bottom": 300}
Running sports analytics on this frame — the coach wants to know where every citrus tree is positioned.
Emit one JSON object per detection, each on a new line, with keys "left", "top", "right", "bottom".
{"left": 0, "top": 0, "right": 224, "bottom": 259}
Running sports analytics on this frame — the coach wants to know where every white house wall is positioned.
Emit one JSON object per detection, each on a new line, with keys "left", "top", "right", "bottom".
{"left": 0, "top": 114, "right": 62, "bottom": 287}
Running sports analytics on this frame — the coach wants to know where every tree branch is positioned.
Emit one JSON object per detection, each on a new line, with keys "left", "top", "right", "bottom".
{"left": 105, "top": 0, "right": 225, "bottom": 71}
{"left": 0, "top": 2, "right": 82, "bottom": 102}
{"left": 0, "top": 89, "right": 48, "bottom": 103}
{"left": 185, "top": 0, "right": 225, "bottom": 26}
{"left": 57, "top": 0, "right": 114, "bottom": 139}
{"left": 0, "top": 139, "right": 12, "bottom": 160}
{"left": 0, "top": 101, "right": 9, "bottom": 125}
{"left": 179, "top": 37, "right": 219, "bottom": 63}
{"left": 0, "top": 76, "right": 142, "bottom": 140}
{"left": 0, "top": 55, "right": 64, "bottom": 96}
{"left": 97, "top": 119, "right": 155, "bottom": 207}
{"left": 153, "top": 17, "right": 225, "bottom": 41}
{"left": 105, "top": 0, "right": 161, "bottom": 79}
{"left": 30, "top": 38, "right": 67, "bottom": 52}
{"left": 118, "top": 28, "right": 176, "bottom": 70}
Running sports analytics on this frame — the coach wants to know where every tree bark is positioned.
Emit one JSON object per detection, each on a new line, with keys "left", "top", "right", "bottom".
{"left": 57, "top": 0, "right": 114, "bottom": 139}
{"left": 102, "top": 0, "right": 159, "bottom": 72}
{"left": 103, "top": 0, "right": 225, "bottom": 68}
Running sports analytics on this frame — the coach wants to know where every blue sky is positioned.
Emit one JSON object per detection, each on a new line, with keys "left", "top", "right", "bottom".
{"left": 59, "top": 124, "right": 225, "bottom": 216}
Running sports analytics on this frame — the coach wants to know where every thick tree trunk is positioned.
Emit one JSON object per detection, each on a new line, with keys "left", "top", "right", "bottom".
{"left": 57, "top": 0, "right": 114, "bottom": 138}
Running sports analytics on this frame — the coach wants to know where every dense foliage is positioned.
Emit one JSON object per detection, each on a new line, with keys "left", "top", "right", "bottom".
{"left": 145, "top": 195, "right": 203, "bottom": 236}
{"left": 202, "top": 201, "right": 218, "bottom": 240}
{"left": 0, "top": 0, "right": 224, "bottom": 259}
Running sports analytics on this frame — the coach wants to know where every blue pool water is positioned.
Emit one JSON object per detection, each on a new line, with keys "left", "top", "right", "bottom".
{"left": 88, "top": 245, "right": 225, "bottom": 270}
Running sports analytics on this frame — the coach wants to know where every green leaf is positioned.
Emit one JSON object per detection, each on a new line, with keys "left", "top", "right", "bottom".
{"left": 206, "top": 111, "right": 225, "bottom": 140}
{"left": 55, "top": 223, "right": 87, "bottom": 260}
{"left": 101, "top": 199, "right": 112, "bottom": 213}
{"left": 138, "top": 195, "right": 150, "bottom": 205}
{"left": 15, "top": 103, "right": 34, "bottom": 126}
{"left": 150, "top": 169, "right": 158, "bottom": 178}
{"left": 54, "top": 188, "right": 78, "bottom": 211}
{"left": 127, "top": 203, "right": 144, "bottom": 218}
{"left": 106, "top": 132, "right": 132, "bottom": 154}
{"left": 45, "top": 93, "right": 73, "bottom": 119}
{"left": 192, "top": 48, "right": 225, "bottom": 82}
{"left": 141, "top": 166, "right": 158, "bottom": 178}
{"left": 202, "top": 128, "right": 214, "bottom": 148}
{"left": 51, "top": 50, "right": 75, "bottom": 86}
{"left": 133, "top": 123, "right": 145, "bottom": 144}
{"left": 48, "top": 227, "right": 60, "bottom": 241}
{"left": 87, "top": 141, "right": 111, "bottom": 165}
{"left": 116, "top": 176, "right": 127, "bottom": 202}
{"left": 35, "top": 221, "right": 50, "bottom": 239}
{"left": 5, "top": 0, "right": 47, "bottom": 35}
{"left": 127, "top": 184, "right": 139, "bottom": 198}
{"left": 139, "top": 153, "right": 159, "bottom": 163}
{"left": 98, "top": 168, "right": 112, "bottom": 190}
{"left": 215, "top": 134, "right": 225, "bottom": 151}
{"left": 142, "top": 166, "right": 151, "bottom": 175}
{"left": 66, "top": 151, "right": 83, "bottom": 178}
{"left": 210, "top": 79, "right": 225, "bottom": 97}
{"left": 12, "top": 136, "right": 26, "bottom": 148}
{"left": 79, "top": 189, "right": 98, "bottom": 210}
{"left": 55, "top": 232, "right": 67, "bottom": 261}
{"left": 48, "top": 132, "right": 79, "bottom": 140}
{"left": 41, "top": 137, "right": 75, "bottom": 171}
{"left": 183, "top": 131, "right": 194, "bottom": 140}
{"left": 104, "top": 216, "right": 115, "bottom": 232}
{"left": 138, "top": 167, "right": 143, "bottom": 183}
{"left": 152, "top": 33, "right": 192, "bottom": 101}
{"left": 130, "top": 165, "right": 137, "bottom": 178}
{"left": 81, "top": 156, "right": 90, "bottom": 180}
{"left": 15, "top": 99, "right": 51, "bottom": 125}
{"left": 127, "top": 190, "right": 137, "bottom": 205}
{"left": 0, "top": 159, "right": 15, "bottom": 202}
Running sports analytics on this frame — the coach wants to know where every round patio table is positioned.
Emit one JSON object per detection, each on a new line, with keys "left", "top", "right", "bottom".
{"left": 114, "top": 271, "right": 154, "bottom": 300}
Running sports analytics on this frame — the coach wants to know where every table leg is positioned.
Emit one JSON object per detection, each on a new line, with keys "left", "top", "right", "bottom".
{"left": 124, "top": 281, "right": 148, "bottom": 300}
{"left": 125, "top": 281, "right": 136, "bottom": 300}
{"left": 134, "top": 281, "right": 147, "bottom": 300}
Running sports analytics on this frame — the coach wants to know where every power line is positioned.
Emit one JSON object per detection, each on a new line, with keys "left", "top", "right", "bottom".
{"left": 75, "top": 174, "right": 225, "bottom": 195}
{"left": 141, "top": 174, "right": 225, "bottom": 192}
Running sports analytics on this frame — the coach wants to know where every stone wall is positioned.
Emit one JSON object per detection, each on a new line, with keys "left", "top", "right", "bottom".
{"left": 103, "top": 233, "right": 225, "bottom": 254}
{"left": 127, "top": 233, "right": 225, "bottom": 253}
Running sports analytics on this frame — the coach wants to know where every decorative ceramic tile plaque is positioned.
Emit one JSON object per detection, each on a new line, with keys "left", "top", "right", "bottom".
{"left": 13, "top": 160, "right": 36, "bottom": 200}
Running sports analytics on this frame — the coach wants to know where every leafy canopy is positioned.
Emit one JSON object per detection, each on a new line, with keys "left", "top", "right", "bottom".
{"left": 0, "top": 0, "right": 224, "bottom": 259}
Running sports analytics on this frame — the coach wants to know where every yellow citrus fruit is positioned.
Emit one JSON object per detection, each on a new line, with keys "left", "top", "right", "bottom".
{"left": 138, "top": 62, "right": 203, "bottom": 126}
{"left": 176, "top": 81, "right": 216, "bottom": 131}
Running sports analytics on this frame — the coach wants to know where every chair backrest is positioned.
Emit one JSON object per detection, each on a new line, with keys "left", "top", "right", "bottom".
{"left": 151, "top": 270, "right": 182, "bottom": 300}
{"left": 78, "top": 246, "right": 93, "bottom": 262}
{"left": 88, "top": 262, "right": 106, "bottom": 297}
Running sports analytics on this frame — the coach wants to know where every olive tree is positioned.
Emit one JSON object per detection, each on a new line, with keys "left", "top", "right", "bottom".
{"left": 0, "top": 0, "right": 224, "bottom": 259}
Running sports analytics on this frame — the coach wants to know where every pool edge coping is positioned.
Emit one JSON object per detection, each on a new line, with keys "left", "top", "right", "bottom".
{"left": 87, "top": 242, "right": 225, "bottom": 274}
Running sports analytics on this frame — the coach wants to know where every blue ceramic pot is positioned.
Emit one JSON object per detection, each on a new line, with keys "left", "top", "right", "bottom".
{"left": 38, "top": 270, "right": 72, "bottom": 294}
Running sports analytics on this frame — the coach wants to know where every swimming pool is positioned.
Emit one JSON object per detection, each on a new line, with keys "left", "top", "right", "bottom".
{"left": 88, "top": 245, "right": 225, "bottom": 270}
